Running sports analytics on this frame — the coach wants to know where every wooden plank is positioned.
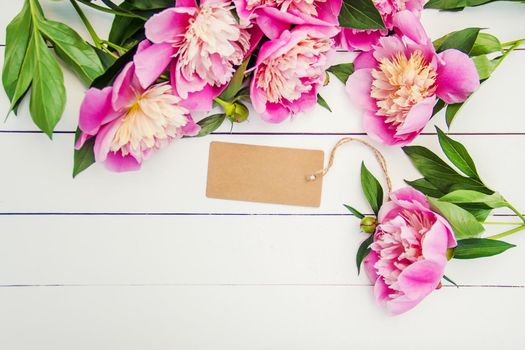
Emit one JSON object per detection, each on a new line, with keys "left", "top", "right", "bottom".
{"left": 1, "top": 48, "right": 525, "bottom": 134}
{"left": 0, "top": 285, "right": 523, "bottom": 349}
{"left": 3, "top": 1, "right": 525, "bottom": 45}
{"left": 0, "top": 215, "right": 523, "bottom": 286}
{"left": 0, "top": 134, "right": 523, "bottom": 214}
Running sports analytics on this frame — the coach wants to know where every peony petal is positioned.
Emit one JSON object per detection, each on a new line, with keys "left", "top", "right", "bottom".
{"left": 176, "top": 0, "right": 197, "bottom": 7}
{"left": 145, "top": 7, "right": 194, "bottom": 44}
{"left": 79, "top": 87, "right": 117, "bottom": 135}
{"left": 422, "top": 220, "right": 450, "bottom": 265}
{"left": 436, "top": 49, "right": 480, "bottom": 104}
{"left": 255, "top": 12, "right": 293, "bottom": 40}
{"left": 396, "top": 259, "right": 443, "bottom": 302}
{"left": 133, "top": 42, "right": 176, "bottom": 89}
{"left": 345, "top": 68, "right": 376, "bottom": 112}
{"left": 260, "top": 102, "right": 291, "bottom": 123}
{"left": 104, "top": 151, "right": 142, "bottom": 172}
{"left": 396, "top": 96, "right": 436, "bottom": 135}
{"left": 392, "top": 10, "right": 429, "bottom": 45}
{"left": 361, "top": 111, "right": 402, "bottom": 146}
{"left": 339, "top": 28, "right": 382, "bottom": 52}
{"left": 112, "top": 62, "right": 139, "bottom": 111}
{"left": 373, "top": 277, "right": 392, "bottom": 306}
{"left": 363, "top": 251, "right": 379, "bottom": 283}
{"left": 353, "top": 50, "right": 378, "bottom": 70}
{"left": 93, "top": 118, "right": 122, "bottom": 163}
{"left": 179, "top": 83, "right": 224, "bottom": 112}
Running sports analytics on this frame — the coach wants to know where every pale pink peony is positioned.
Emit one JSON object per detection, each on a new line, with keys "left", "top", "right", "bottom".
{"left": 250, "top": 26, "right": 337, "bottom": 122}
{"left": 75, "top": 41, "right": 199, "bottom": 172}
{"left": 338, "top": 0, "right": 423, "bottom": 51}
{"left": 363, "top": 187, "right": 457, "bottom": 315}
{"left": 346, "top": 11, "right": 480, "bottom": 146}
{"left": 134, "top": 0, "right": 262, "bottom": 112}
{"left": 234, "top": 0, "right": 342, "bottom": 39}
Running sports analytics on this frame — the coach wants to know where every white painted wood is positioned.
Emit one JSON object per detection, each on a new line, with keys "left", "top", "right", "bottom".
{"left": 0, "top": 215, "right": 523, "bottom": 286}
{"left": 1, "top": 1, "right": 525, "bottom": 349}
{"left": 1, "top": 49, "right": 525, "bottom": 133}
{"left": 0, "top": 286, "right": 523, "bottom": 350}
{"left": 1, "top": 133, "right": 524, "bottom": 214}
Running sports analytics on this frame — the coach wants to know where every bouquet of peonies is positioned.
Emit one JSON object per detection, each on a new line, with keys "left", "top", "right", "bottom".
{"left": 4, "top": 0, "right": 523, "bottom": 175}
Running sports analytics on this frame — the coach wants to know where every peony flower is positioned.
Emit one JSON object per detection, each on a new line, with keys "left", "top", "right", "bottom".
{"left": 250, "top": 26, "right": 337, "bottom": 123}
{"left": 134, "top": 0, "right": 261, "bottom": 112}
{"left": 346, "top": 11, "right": 480, "bottom": 146}
{"left": 75, "top": 41, "right": 200, "bottom": 172}
{"left": 363, "top": 187, "right": 457, "bottom": 315}
{"left": 234, "top": 0, "right": 342, "bottom": 39}
{"left": 338, "top": 0, "right": 424, "bottom": 51}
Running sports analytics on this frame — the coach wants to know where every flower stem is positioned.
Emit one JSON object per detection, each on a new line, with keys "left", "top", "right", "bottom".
{"left": 486, "top": 224, "right": 525, "bottom": 240}
{"left": 506, "top": 203, "right": 525, "bottom": 223}
{"left": 75, "top": 0, "right": 147, "bottom": 20}
{"left": 482, "top": 221, "right": 524, "bottom": 225}
{"left": 500, "top": 38, "right": 525, "bottom": 48}
{"left": 69, "top": 0, "right": 119, "bottom": 59}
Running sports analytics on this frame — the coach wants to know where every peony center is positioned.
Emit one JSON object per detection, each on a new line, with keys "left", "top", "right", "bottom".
{"left": 371, "top": 51, "right": 436, "bottom": 127}
{"left": 111, "top": 84, "right": 189, "bottom": 161}
{"left": 256, "top": 35, "right": 332, "bottom": 103}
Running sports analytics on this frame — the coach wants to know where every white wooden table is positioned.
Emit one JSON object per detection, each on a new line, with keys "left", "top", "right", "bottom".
{"left": 1, "top": 1, "right": 525, "bottom": 349}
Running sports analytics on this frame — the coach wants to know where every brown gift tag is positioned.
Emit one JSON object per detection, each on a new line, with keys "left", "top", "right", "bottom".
{"left": 206, "top": 142, "right": 324, "bottom": 207}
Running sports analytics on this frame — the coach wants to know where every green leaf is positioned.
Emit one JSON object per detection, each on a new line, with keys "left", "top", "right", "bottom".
{"left": 457, "top": 203, "right": 492, "bottom": 222}
{"left": 432, "top": 99, "right": 446, "bottom": 117}
{"left": 219, "top": 58, "right": 249, "bottom": 101}
{"left": 327, "top": 63, "right": 354, "bottom": 84}
{"left": 436, "top": 27, "right": 481, "bottom": 54}
{"left": 339, "top": 0, "right": 385, "bottom": 30}
{"left": 405, "top": 178, "right": 445, "bottom": 198}
{"left": 436, "top": 127, "right": 480, "bottom": 179}
{"left": 2, "top": 0, "right": 33, "bottom": 110}
{"left": 39, "top": 19, "right": 105, "bottom": 85}
{"left": 402, "top": 146, "right": 491, "bottom": 194}
{"left": 453, "top": 238, "right": 515, "bottom": 259}
{"left": 360, "top": 162, "right": 384, "bottom": 215}
{"left": 443, "top": 275, "right": 459, "bottom": 287}
{"left": 344, "top": 204, "right": 365, "bottom": 219}
{"left": 440, "top": 190, "right": 507, "bottom": 208}
{"left": 73, "top": 129, "right": 96, "bottom": 178}
{"left": 317, "top": 94, "right": 332, "bottom": 112}
{"left": 91, "top": 43, "right": 139, "bottom": 89}
{"left": 356, "top": 234, "right": 374, "bottom": 274}
{"left": 117, "top": 0, "right": 173, "bottom": 10}
{"left": 30, "top": 33, "right": 66, "bottom": 138}
{"left": 425, "top": 0, "right": 500, "bottom": 10}
{"left": 445, "top": 103, "right": 463, "bottom": 128}
{"left": 195, "top": 114, "right": 226, "bottom": 137}
{"left": 428, "top": 198, "right": 485, "bottom": 239}
{"left": 472, "top": 55, "right": 501, "bottom": 81}
{"left": 470, "top": 33, "right": 502, "bottom": 56}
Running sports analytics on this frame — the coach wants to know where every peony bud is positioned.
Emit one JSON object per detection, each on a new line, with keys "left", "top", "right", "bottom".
{"left": 360, "top": 217, "right": 377, "bottom": 234}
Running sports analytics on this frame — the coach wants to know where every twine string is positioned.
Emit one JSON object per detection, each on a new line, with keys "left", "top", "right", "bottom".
{"left": 306, "top": 137, "right": 393, "bottom": 193}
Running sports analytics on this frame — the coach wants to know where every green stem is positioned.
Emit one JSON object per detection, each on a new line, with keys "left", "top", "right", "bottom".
{"left": 75, "top": 0, "right": 147, "bottom": 20}
{"left": 500, "top": 38, "right": 525, "bottom": 48}
{"left": 101, "top": 40, "right": 127, "bottom": 54}
{"left": 506, "top": 203, "right": 525, "bottom": 223}
{"left": 487, "top": 224, "right": 525, "bottom": 240}
{"left": 69, "top": 0, "right": 102, "bottom": 48}
{"left": 69, "top": 0, "right": 119, "bottom": 59}
{"left": 482, "top": 221, "right": 524, "bottom": 225}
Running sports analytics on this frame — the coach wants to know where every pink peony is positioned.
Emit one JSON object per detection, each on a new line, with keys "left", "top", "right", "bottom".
{"left": 250, "top": 26, "right": 337, "bottom": 123}
{"left": 134, "top": 0, "right": 261, "bottom": 112}
{"left": 346, "top": 11, "right": 480, "bottom": 146}
{"left": 75, "top": 41, "right": 200, "bottom": 172}
{"left": 338, "top": 0, "right": 424, "bottom": 51}
{"left": 363, "top": 187, "right": 457, "bottom": 315}
{"left": 234, "top": 0, "right": 342, "bottom": 39}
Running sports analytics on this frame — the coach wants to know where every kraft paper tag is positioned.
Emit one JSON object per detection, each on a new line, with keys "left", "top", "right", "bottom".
{"left": 206, "top": 142, "right": 324, "bottom": 207}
